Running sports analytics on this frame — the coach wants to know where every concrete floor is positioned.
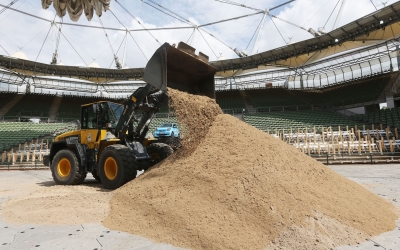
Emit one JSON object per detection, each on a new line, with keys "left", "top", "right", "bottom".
{"left": 330, "top": 164, "right": 400, "bottom": 250}
{"left": 0, "top": 165, "right": 399, "bottom": 250}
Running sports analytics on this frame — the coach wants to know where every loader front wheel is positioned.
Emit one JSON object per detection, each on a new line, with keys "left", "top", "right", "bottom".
{"left": 147, "top": 143, "right": 174, "bottom": 166}
{"left": 91, "top": 169, "right": 101, "bottom": 182}
{"left": 98, "top": 144, "right": 137, "bottom": 190}
{"left": 51, "top": 149, "right": 86, "bottom": 185}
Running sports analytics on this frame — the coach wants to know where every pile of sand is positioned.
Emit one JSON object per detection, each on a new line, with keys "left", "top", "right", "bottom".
{"left": 103, "top": 90, "right": 398, "bottom": 249}
{"left": 167, "top": 88, "right": 223, "bottom": 153}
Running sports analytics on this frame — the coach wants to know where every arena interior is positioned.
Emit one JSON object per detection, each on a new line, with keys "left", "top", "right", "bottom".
{"left": 1, "top": 1, "right": 400, "bottom": 249}
{"left": 2, "top": 1, "right": 400, "bottom": 166}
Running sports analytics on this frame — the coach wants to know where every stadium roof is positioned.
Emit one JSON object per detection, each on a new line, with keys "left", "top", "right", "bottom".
{"left": 213, "top": 1, "right": 400, "bottom": 77}
{"left": 1, "top": 1, "right": 400, "bottom": 83}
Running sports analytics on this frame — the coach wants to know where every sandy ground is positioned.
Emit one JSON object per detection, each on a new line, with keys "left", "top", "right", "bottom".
{"left": 0, "top": 170, "right": 185, "bottom": 250}
{"left": 0, "top": 167, "right": 399, "bottom": 249}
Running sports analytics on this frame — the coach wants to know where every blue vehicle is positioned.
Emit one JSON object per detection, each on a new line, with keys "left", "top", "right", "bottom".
{"left": 154, "top": 123, "right": 180, "bottom": 138}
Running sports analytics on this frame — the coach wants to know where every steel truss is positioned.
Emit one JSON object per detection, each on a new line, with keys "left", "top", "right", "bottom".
{"left": 215, "top": 38, "right": 400, "bottom": 90}
{"left": 1, "top": 38, "right": 400, "bottom": 93}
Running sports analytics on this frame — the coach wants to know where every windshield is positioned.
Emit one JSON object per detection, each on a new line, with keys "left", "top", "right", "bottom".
{"left": 160, "top": 123, "right": 173, "bottom": 128}
{"left": 108, "top": 102, "right": 124, "bottom": 123}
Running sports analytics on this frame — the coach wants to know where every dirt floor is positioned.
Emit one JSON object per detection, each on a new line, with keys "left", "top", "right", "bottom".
{"left": 0, "top": 166, "right": 399, "bottom": 250}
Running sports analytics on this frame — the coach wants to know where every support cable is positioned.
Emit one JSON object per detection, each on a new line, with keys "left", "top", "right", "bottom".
{"left": 332, "top": 0, "right": 346, "bottom": 30}
{"left": 214, "top": 0, "right": 296, "bottom": 12}
{"left": 35, "top": 15, "right": 55, "bottom": 62}
{"left": 323, "top": 0, "right": 341, "bottom": 28}
{"left": 269, "top": 0, "right": 296, "bottom": 11}
{"left": 0, "top": 0, "right": 25, "bottom": 22}
{"left": 269, "top": 14, "right": 307, "bottom": 31}
{"left": 141, "top": 0, "right": 192, "bottom": 26}
{"left": 53, "top": 22, "right": 88, "bottom": 66}
{"left": 199, "top": 28, "right": 235, "bottom": 51}
{"left": 197, "top": 28, "right": 218, "bottom": 58}
{"left": 233, "top": 16, "right": 262, "bottom": 48}
{"left": 109, "top": 34, "right": 127, "bottom": 68}
{"left": 199, "top": 11, "right": 263, "bottom": 27}
{"left": 270, "top": 16, "right": 287, "bottom": 44}
{"left": 0, "top": 44, "right": 10, "bottom": 56}
{"left": 189, "top": 29, "right": 196, "bottom": 45}
{"left": 115, "top": 0, "right": 161, "bottom": 45}
{"left": 0, "top": 3, "right": 49, "bottom": 22}
{"left": 98, "top": 16, "right": 122, "bottom": 69}
{"left": 0, "top": 30, "right": 20, "bottom": 50}
{"left": 251, "top": 13, "right": 267, "bottom": 55}
{"left": 213, "top": 0, "right": 306, "bottom": 32}
{"left": 246, "top": 16, "right": 264, "bottom": 50}
{"left": 0, "top": 0, "right": 18, "bottom": 15}
{"left": 370, "top": 0, "right": 378, "bottom": 10}
{"left": 0, "top": 4, "right": 189, "bottom": 32}
{"left": 109, "top": 10, "right": 148, "bottom": 61}
{"left": 214, "top": 0, "right": 261, "bottom": 11}
{"left": 140, "top": 0, "right": 237, "bottom": 52}
{"left": 146, "top": 0, "right": 193, "bottom": 26}
{"left": 20, "top": 24, "right": 50, "bottom": 50}
{"left": 186, "top": 28, "right": 195, "bottom": 44}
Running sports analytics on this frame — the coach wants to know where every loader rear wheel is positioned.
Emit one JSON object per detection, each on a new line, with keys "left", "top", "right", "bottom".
{"left": 51, "top": 149, "right": 86, "bottom": 185}
{"left": 147, "top": 143, "right": 174, "bottom": 166}
{"left": 98, "top": 144, "right": 137, "bottom": 190}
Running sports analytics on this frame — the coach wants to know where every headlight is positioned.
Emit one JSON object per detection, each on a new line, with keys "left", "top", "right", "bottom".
{"left": 167, "top": 128, "right": 171, "bottom": 131}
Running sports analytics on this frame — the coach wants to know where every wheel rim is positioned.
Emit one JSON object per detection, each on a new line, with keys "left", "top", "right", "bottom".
{"left": 57, "top": 158, "right": 71, "bottom": 178}
{"left": 104, "top": 157, "right": 118, "bottom": 180}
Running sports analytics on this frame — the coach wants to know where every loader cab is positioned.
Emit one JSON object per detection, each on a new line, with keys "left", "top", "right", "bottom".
{"left": 81, "top": 101, "right": 124, "bottom": 131}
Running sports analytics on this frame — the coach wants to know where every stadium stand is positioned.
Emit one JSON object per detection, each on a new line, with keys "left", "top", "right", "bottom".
{"left": 55, "top": 95, "right": 128, "bottom": 121}
{"left": 245, "top": 88, "right": 306, "bottom": 110}
{"left": 320, "top": 74, "right": 391, "bottom": 106}
{"left": 215, "top": 89, "right": 246, "bottom": 113}
{"left": 1, "top": 71, "right": 399, "bottom": 165}
{"left": 351, "top": 107, "right": 400, "bottom": 128}
{"left": 3, "top": 93, "right": 55, "bottom": 118}
{"left": 243, "top": 110, "right": 355, "bottom": 132}
{"left": 0, "top": 122, "right": 77, "bottom": 152}
{"left": 294, "top": 73, "right": 394, "bottom": 107}
{"left": 0, "top": 91, "right": 17, "bottom": 110}
{"left": 234, "top": 73, "right": 394, "bottom": 112}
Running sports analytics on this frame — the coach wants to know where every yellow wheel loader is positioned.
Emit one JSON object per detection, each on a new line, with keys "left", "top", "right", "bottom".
{"left": 43, "top": 42, "right": 216, "bottom": 189}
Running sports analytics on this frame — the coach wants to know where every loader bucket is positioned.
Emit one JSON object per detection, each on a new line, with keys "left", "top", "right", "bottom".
{"left": 143, "top": 42, "right": 216, "bottom": 99}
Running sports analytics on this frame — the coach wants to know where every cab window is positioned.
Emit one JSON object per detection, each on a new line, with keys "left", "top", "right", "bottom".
{"left": 81, "top": 105, "right": 96, "bottom": 129}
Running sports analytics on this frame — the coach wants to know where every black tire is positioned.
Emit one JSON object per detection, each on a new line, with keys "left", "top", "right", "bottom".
{"left": 92, "top": 169, "right": 101, "bottom": 182}
{"left": 98, "top": 144, "right": 137, "bottom": 190}
{"left": 171, "top": 132, "right": 174, "bottom": 138}
{"left": 147, "top": 143, "right": 174, "bottom": 166}
{"left": 51, "top": 149, "right": 87, "bottom": 185}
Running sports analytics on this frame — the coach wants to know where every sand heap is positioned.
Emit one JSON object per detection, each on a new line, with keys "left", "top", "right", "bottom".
{"left": 167, "top": 88, "right": 223, "bottom": 153}
{"left": 103, "top": 90, "right": 398, "bottom": 249}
